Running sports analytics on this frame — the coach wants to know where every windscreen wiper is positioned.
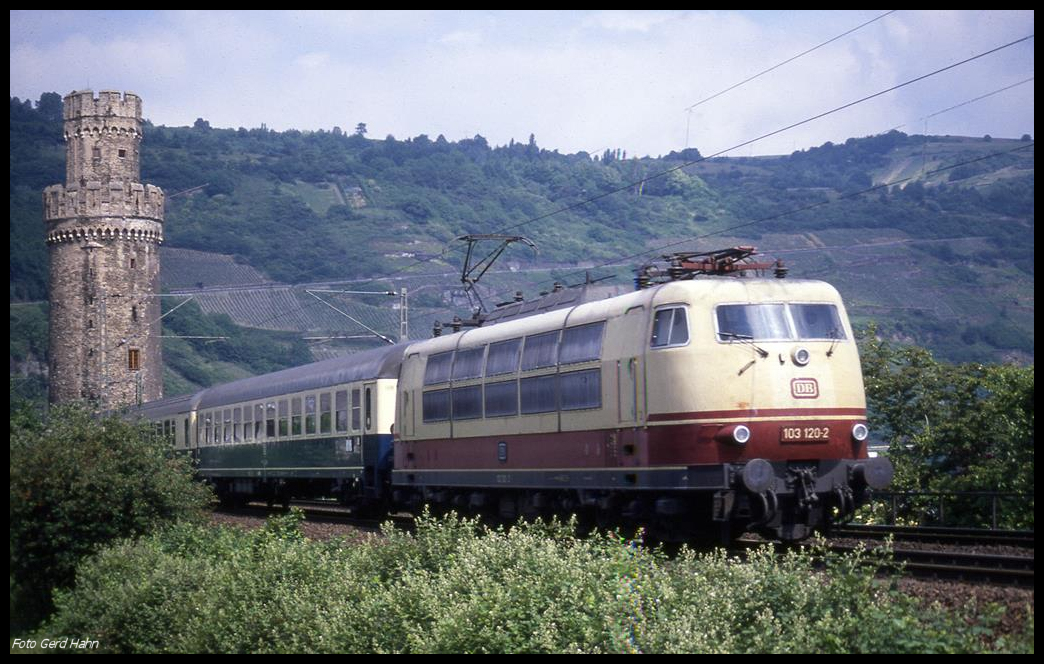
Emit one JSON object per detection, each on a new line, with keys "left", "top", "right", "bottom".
{"left": 826, "top": 328, "right": 842, "bottom": 357}
{"left": 719, "top": 331, "right": 769, "bottom": 358}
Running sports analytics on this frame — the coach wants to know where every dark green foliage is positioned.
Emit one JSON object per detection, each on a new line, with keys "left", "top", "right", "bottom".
{"left": 36, "top": 511, "right": 1031, "bottom": 653}
{"left": 859, "top": 325, "right": 1034, "bottom": 528}
{"left": 9, "top": 403, "right": 213, "bottom": 630}
{"left": 161, "top": 299, "right": 314, "bottom": 387}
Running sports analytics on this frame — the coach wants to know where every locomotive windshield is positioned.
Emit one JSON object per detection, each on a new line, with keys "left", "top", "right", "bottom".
{"left": 716, "top": 303, "right": 846, "bottom": 341}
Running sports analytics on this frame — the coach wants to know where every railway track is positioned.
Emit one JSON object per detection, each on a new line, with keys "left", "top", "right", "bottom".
{"left": 827, "top": 542, "right": 1035, "bottom": 588}
{"left": 830, "top": 524, "right": 1035, "bottom": 548}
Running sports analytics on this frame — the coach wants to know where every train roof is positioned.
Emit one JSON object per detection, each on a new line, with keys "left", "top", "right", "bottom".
{"left": 196, "top": 342, "right": 408, "bottom": 410}
{"left": 126, "top": 391, "right": 201, "bottom": 419}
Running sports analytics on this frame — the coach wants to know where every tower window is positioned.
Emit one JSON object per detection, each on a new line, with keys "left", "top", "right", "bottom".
{"left": 131, "top": 306, "right": 138, "bottom": 322}
{"left": 130, "top": 257, "right": 136, "bottom": 268}
{"left": 128, "top": 348, "right": 141, "bottom": 371}
{"left": 118, "top": 149, "right": 127, "bottom": 158}
{"left": 92, "top": 147, "right": 101, "bottom": 161}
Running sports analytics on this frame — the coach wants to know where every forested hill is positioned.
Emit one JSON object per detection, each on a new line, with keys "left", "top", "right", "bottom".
{"left": 10, "top": 93, "right": 1034, "bottom": 363}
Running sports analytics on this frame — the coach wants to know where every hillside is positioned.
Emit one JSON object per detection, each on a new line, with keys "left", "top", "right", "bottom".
{"left": 10, "top": 94, "right": 1034, "bottom": 397}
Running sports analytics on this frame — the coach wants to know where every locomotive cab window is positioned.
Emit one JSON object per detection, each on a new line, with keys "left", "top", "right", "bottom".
{"left": 650, "top": 307, "right": 689, "bottom": 348}
{"left": 715, "top": 303, "right": 845, "bottom": 341}
{"left": 790, "top": 304, "right": 846, "bottom": 340}
{"left": 716, "top": 303, "right": 790, "bottom": 341}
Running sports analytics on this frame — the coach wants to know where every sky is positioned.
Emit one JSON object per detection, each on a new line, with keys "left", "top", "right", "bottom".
{"left": 10, "top": 10, "right": 1035, "bottom": 158}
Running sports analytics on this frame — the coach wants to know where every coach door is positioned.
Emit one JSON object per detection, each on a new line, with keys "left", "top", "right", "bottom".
{"left": 361, "top": 381, "right": 379, "bottom": 492}
{"left": 616, "top": 305, "right": 646, "bottom": 425}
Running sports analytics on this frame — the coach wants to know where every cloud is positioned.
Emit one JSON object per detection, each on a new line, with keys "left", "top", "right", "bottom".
{"left": 10, "top": 10, "right": 1034, "bottom": 155}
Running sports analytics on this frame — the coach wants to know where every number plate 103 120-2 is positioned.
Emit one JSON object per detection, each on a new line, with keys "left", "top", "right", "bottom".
{"left": 780, "top": 426, "right": 830, "bottom": 443}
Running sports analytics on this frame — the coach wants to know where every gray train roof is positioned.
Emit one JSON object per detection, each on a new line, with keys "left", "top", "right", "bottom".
{"left": 126, "top": 391, "right": 201, "bottom": 419}
{"left": 196, "top": 343, "right": 408, "bottom": 410}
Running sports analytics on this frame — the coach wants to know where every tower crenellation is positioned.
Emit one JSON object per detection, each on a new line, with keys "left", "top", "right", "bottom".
{"left": 63, "top": 90, "right": 145, "bottom": 186}
{"left": 46, "top": 89, "right": 164, "bottom": 409}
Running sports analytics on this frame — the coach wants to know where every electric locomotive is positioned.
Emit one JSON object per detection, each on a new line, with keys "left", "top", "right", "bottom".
{"left": 394, "top": 269, "right": 892, "bottom": 541}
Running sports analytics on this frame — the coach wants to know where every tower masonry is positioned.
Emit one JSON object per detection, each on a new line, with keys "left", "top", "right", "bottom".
{"left": 45, "top": 90, "right": 164, "bottom": 408}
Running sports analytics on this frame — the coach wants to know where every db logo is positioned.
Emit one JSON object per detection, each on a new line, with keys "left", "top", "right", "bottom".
{"left": 791, "top": 378, "right": 819, "bottom": 399}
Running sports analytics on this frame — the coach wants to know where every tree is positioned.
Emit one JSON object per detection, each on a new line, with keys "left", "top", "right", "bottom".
{"left": 10, "top": 403, "right": 213, "bottom": 629}
{"left": 355, "top": 122, "right": 368, "bottom": 137}
{"left": 859, "top": 324, "right": 1034, "bottom": 527}
{"left": 36, "top": 92, "right": 63, "bottom": 123}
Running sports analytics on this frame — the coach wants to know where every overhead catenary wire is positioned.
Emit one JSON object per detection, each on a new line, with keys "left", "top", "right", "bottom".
{"left": 683, "top": 10, "right": 898, "bottom": 114}
{"left": 683, "top": 10, "right": 898, "bottom": 147}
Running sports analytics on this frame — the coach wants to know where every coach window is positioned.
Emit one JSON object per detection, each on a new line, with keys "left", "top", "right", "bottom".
{"left": 244, "top": 405, "right": 254, "bottom": 441}
{"left": 213, "top": 411, "right": 222, "bottom": 444}
{"left": 650, "top": 307, "right": 689, "bottom": 348}
{"left": 559, "top": 322, "right": 605, "bottom": 364}
{"left": 453, "top": 347, "right": 485, "bottom": 380}
{"left": 257, "top": 404, "right": 267, "bottom": 439}
{"left": 278, "top": 400, "right": 289, "bottom": 438}
{"left": 486, "top": 338, "right": 522, "bottom": 376}
{"left": 305, "top": 395, "right": 317, "bottom": 434}
{"left": 291, "top": 397, "right": 303, "bottom": 436}
{"left": 266, "top": 403, "right": 277, "bottom": 438}
{"left": 335, "top": 390, "right": 349, "bottom": 432}
{"left": 424, "top": 351, "right": 454, "bottom": 385}
{"left": 352, "top": 388, "right": 362, "bottom": 431}
{"left": 320, "top": 393, "right": 332, "bottom": 434}
{"left": 365, "top": 388, "right": 373, "bottom": 430}
{"left": 233, "top": 407, "right": 242, "bottom": 443}
{"left": 522, "top": 331, "right": 559, "bottom": 370}
{"left": 223, "top": 409, "right": 233, "bottom": 443}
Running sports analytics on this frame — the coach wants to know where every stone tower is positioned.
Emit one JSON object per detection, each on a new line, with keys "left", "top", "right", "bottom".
{"left": 44, "top": 90, "right": 165, "bottom": 408}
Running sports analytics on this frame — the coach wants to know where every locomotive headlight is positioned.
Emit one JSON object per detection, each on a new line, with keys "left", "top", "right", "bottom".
{"left": 791, "top": 346, "right": 811, "bottom": 366}
{"left": 714, "top": 424, "right": 751, "bottom": 445}
{"left": 851, "top": 423, "right": 870, "bottom": 442}
{"left": 731, "top": 424, "right": 752, "bottom": 445}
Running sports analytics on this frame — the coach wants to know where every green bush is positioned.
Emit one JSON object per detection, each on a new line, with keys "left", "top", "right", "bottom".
{"left": 35, "top": 511, "right": 1032, "bottom": 653}
{"left": 9, "top": 403, "right": 212, "bottom": 629}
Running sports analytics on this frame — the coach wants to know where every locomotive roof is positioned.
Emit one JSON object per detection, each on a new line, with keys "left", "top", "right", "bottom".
{"left": 196, "top": 342, "right": 408, "bottom": 410}
{"left": 407, "top": 277, "right": 843, "bottom": 355}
